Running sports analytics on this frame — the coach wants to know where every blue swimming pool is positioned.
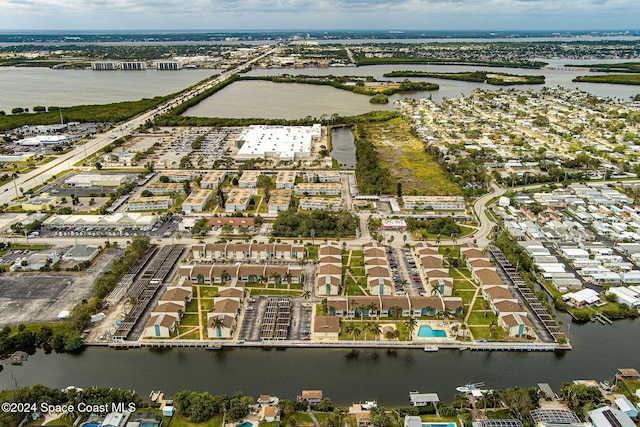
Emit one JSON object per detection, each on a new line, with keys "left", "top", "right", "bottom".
{"left": 422, "top": 423, "right": 456, "bottom": 427}
{"left": 417, "top": 325, "right": 447, "bottom": 338}
{"left": 237, "top": 422, "right": 253, "bottom": 427}
{"left": 81, "top": 423, "right": 101, "bottom": 427}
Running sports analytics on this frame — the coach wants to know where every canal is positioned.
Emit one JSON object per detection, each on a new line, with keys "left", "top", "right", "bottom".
{"left": 0, "top": 315, "right": 637, "bottom": 406}
{"left": 330, "top": 127, "right": 357, "bottom": 169}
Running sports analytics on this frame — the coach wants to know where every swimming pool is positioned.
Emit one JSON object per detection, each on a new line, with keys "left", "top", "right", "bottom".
{"left": 81, "top": 423, "right": 101, "bottom": 427}
{"left": 417, "top": 325, "right": 447, "bottom": 338}
{"left": 237, "top": 422, "right": 253, "bottom": 427}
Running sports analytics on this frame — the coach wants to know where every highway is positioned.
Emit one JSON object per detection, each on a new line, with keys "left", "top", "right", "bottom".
{"left": 0, "top": 46, "right": 279, "bottom": 207}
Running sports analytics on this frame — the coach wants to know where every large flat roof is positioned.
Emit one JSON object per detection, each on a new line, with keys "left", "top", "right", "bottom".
{"left": 237, "top": 125, "right": 320, "bottom": 160}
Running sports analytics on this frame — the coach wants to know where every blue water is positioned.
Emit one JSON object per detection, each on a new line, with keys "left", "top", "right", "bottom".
{"left": 139, "top": 422, "right": 160, "bottom": 427}
{"left": 237, "top": 422, "right": 253, "bottom": 427}
{"left": 81, "top": 423, "right": 101, "bottom": 427}
{"left": 417, "top": 325, "right": 447, "bottom": 338}
{"left": 423, "top": 423, "right": 456, "bottom": 427}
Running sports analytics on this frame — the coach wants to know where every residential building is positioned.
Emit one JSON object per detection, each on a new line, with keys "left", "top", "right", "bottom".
{"left": 226, "top": 188, "right": 252, "bottom": 212}
{"left": 403, "top": 196, "right": 465, "bottom": 211}
{"left": 268, "top": 190, "right": 292, "bottom": 213}
{"left": 127, "top": 196, "right": 172, "bottom": 211}
{"left": 312, "top": 316, "right": 340, "bottom": 341}
{"left": 295, "top": 182, "right": 342, "bottom": 196}
{"left": 182, "top": 189, "right": 212, "bottom": 213}
{"left": 239, "top": 170, "right": 261, "bottom": 190}
{"left": 276, "top": 171, "right": 297, "bottom": 189}
{"left": 200, "top": 170, "right": 227, "bottom": 189}
{"left": 299, "top": 197, "right": 343, "bottom": 211}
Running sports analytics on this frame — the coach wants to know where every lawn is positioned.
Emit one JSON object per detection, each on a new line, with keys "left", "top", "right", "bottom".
{"left": 184, "top": 300, "right": 199, "bottom": 314}
{"left": 457, "top": 289, "right": 476, "bottom": 305}
{"left": 467, "top": 311, "right": 498, "bottom": 326}
{"left": 177, "top": 328, "right": 200, "bottom": 340}
{"left": 344, "top": 276, "right": 365, "bottom": 296}
{"left": 164, "top": 413, "right": 224, "bottom": 427}
{"left": 200, "top": 299, "right": 214, "bottom": 311}
{"left": 469, "top": 326, "right": 504, "bottom": 341}
{"left": 181, "top": 314, "right": 200, "bottom": 327}
{"left": 284, "top": 412, "right": 314, "bottom": 426}
{"left": 313, "top": 413, "right": 334, "bottom": 425}
{"left": 199, "top": 286, "right": 219, "bottom": 298}
{"left": 472, "top": 297, "right": 490, "bottom": 311}
{"left": 7, "top": 321, "right": 65, "bottom": 336}
{"left": 363, "top": 118, "right": 461, "bottom": 196}
{"left": 453, "top": 279, "right": 477, "bottom": 290}
{"left": 450, "top": 269, "right": 471, "bottom": 279}
{"left": 250, "top": 289, "right": 299, "bottom": 296}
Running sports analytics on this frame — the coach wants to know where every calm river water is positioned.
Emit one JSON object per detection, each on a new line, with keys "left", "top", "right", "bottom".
{"left": 0, "top": 314, "right": 637, "bottom": 406}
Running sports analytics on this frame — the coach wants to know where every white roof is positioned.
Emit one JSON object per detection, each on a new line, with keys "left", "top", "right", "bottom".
{"left": 565, "top": 288, "right": 600, "bottom": 304}
{"left": 614, "top": 396, "right": 636, "bottom": 413}
{"left": 589, "top": 406, "right": 636, "bottom": 427}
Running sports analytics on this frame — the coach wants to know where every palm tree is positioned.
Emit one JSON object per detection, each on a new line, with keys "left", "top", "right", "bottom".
{"left": 390, "top": 305, "right": 403, "bottom": 319}
{"left": 363, "top": 322, "right": 370, "bottom": 341}
{"left": 258, "top": 274, "right": 267, "bottom": 288}
{"left": 404, "top": 317, "right": 418, "bottom": 341}
{"left": 366, "top": 302, "right": 377, "bottom": 320}
{"left": 483, "top": 299, "right": 490, "bottom": 317}
{"left": 351, "top": 299, "right": 358, "bottom": 319}
{"left": 210, "top": 316, "right": 225, "bottom": 338}
{"left": 301, "top": 290, "right": 311, "bottom": 300}
{"left": 284, "top": 271, "right": 293, "bottom": 289}
{"left": 460, "top": 324, "right": 468, "bottom": 340}
{"left": 220, "top": 269, "right": 230, "bottom": 286}
{"left": 270, "top": 272, "right": 282, "bottom": 289}
{"left": 489, "top": 321, "right": 498, "bottom": 339}
{"left": 431, "top": 282, "right": 440, "bottom": 296}
{"left": 368, "top": 322, "right": 382, "bottom": 341}
{"left": 351, "top": 325, "right": 362, "bottom": 340}
{"left": 451, "top": 325, "right": 459, "bottom": 338}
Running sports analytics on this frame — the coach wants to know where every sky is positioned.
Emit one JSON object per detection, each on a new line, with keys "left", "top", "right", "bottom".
{"left": 0, "top": 0, "right": 637, "bottom": 31}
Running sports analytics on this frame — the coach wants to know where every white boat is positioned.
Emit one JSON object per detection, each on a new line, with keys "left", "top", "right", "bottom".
{"left": 362, "top": 401, "right": 378, "bottom": 410}
{"left": 424, "top": 346, "right": 439, "bottom": 352}
{"left": 456, "top": 382, "right": 486, "bottom": 393}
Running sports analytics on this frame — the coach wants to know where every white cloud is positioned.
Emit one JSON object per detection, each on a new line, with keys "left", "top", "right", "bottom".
{"left": 0, "top": 0, "right": 636, "bottom": 30}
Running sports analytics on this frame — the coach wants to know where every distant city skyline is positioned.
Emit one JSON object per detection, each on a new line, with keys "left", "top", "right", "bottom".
{"left": 0, "top": 0, "right": 637, "bottom": 32}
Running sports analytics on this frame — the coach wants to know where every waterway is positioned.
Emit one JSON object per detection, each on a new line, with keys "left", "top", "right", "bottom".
{"left": 1, "top": 60, "right": 637, "bottom": 119}
{"left": 330, "top": 127, "right": 357, "bottom": 169}
{"left": 0, "top": 314, "right": 637, "bottom": 406}
{"left": 0, "top": 67, "right": 218, "bottom": 114}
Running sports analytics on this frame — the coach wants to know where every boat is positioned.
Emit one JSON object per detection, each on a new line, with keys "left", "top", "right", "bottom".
{"left": 207, "top": 344, "right": 222, "bottom": 350}
{"left": 459, "top": 347, "right": 469, "bottom": 351}
{"left": 361, "top": 401, "right": 378, "bottom": 410}
{"left": 456, "top": 382, "right": 486, "bottom": 393}
{"left": 424, "top": 346, "right": 439, "bottom": 352}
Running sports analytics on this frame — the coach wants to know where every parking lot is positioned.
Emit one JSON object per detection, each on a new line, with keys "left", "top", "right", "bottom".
{"left": 237, "top": 296, "right": 312, "bottom": 342}
{"left": 388, "top": 247, "right": 426, "bottom": 296}
{"left": 0, "top": 248, "right": 122, "bottom": 327}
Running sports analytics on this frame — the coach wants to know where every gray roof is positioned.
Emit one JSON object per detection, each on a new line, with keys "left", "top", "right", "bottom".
{"left": 409, "top": 393, "right": 439, "bottom": 405}
{"left": 64, "top": 244, "right": 99, "bottom": 257}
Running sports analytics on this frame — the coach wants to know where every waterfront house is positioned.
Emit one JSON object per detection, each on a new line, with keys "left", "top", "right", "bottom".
{"left": 381, "top": 296, "right": 411, "bottom": 317}
{"left": 473, "top": 268, "right": 504, "bottom": 287}
{"left": 207, "top": 313, "right": 235, "bottom": 338}
{"left": 408, "top": 296, "right": 444, "bottom": 316}
{"left": 143, "top": 314, "right": 178, "bottom": 338}
{"left": 312, "top": 316, "right": 340, "bottom": 341}
{"left": 443, "top": 297, "right": 464, "bottom": 315}
{"left": 616, "top": 368, "right": 640, "bottom": 381}
{"left": 499, "top": 313, "right": 533, "bottom": 338}
{"left": 262, "top": 406, "right": 280, "bottom": 423}
{"left": 614, "top": 396, "right": 638, "bottom": 418}
{"left": 589, "top": 406, "right": 636, "bottom": 427}
{"left": 299, "top": 390, "right": 323, "bottom": 407}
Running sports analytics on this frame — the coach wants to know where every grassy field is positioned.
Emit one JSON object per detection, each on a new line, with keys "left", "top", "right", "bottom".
{"left": 361, "top": 118, "right": 461, "bottom": 196}
{"left": 573, "top": 74, "right": 640, "bottom": 85}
